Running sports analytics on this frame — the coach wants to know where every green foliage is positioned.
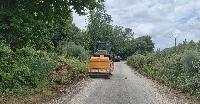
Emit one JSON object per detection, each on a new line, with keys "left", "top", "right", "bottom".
{"left": 0, "top": 1, "right": 105, "bottom": 101}
{"left": 50, "top": 58, "right": 88, "bottom": 86}
{"left": 0, "top": 0, "right": 104, "bottom": 50}
{"left": 48, "top": 20, "right": 86, "bottom": 48}
{"left": 0, "top": 43, "right": 89, "bottom": 101}
{"left": 65, "top": 58, "right": 88, "bottom": 83}
{"left": 195, "top": 40, "right": 200, "bottom": 51}
{"left": 130, "top": 36, "right": 154, "bottom": 55}
{"left": 0, "top": 46, "right": 54, "bottom": 98}
{"left": 127, "top": 54, "right": 145, "bottom": 69}
{"left": 1, "top": 0, "right": 157, "bottom": 101}
{"left": 57, "top": 41, "right": 90, "bottom": 61}
{"left": 127, "top": 41, "right": 200, "bottom": 99}
{"left": 86, "top": 5, "right": 154, "bottom": 58}
{"left": 87, "top": 4, "right": 113, "bottom": 51}
{"left": 182, "top": 50, "right": 199, "bottom": 76}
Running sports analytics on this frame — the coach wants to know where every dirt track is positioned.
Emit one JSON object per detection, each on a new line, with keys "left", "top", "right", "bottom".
{"left": 47, "top": 61, "right": 199, "bottom": 104}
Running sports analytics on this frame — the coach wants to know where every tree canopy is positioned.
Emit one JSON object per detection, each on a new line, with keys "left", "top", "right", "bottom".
{"left": 0, "top": 0, "right": 104, "bottom": 50}
{"left": 0, "top": 0, "right": 155, "bottom": 58}
{"left": 86, "top": 5, "right": 154, "bottom": 58}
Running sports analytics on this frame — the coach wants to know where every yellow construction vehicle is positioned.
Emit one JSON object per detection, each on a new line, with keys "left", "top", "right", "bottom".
{"left": 88, "top": 41, "right": 114, "bottom": 79}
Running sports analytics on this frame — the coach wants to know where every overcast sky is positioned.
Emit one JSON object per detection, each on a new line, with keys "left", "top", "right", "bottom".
{"left": 73, "top": 0, "right": 200, "bottom": 50}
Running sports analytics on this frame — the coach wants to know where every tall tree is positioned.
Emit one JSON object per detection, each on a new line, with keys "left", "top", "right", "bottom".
{"left": 87, "top": 4, "right": 112, "bottom": 51}
{"left": 0, "top": 0, "right": 104, "bottom": 50}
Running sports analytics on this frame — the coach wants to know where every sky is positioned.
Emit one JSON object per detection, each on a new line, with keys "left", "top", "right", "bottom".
{"left": 73, "top": 0, "right": 200, "bottom": 50}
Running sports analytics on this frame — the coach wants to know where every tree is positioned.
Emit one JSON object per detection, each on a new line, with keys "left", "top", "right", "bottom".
{"left": 0, "top": 0, "right": 104, "bottom": 50}
{"left": 130, "top": 35, "right": 154, "bottom": 55}
{"left": 187, "top": 40, "right": 196, "bottom": 50}
{"left": 87, "top": 4, "right": 113, "bottom": 51}
{"left": 87, "top": 6, "right": 136, "bottom": 58}
{"left": 110, "top": 26, "right": 131, "bottom": 57}
{"left": 48, "top": 21, "right": 84, "bottom": 48}
{"left": 124, "top": 28, "right": 134, "bottom": 40}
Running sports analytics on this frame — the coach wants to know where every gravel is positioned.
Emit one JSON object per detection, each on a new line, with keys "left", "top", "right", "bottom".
{"left": 46, "top": 61, "right": 198, "bottom": 104}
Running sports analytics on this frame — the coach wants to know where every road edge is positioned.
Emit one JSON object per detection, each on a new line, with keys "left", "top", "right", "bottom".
{"left": 126, "top": 63, "right": 200, "bottom": 104}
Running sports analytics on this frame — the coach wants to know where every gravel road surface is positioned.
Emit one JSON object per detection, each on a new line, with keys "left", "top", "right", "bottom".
{"left": 47, "top": 61, "right": 197, "bottom": 104}
{"left": 68, "top": 61, "right": 158, "bottom": 104}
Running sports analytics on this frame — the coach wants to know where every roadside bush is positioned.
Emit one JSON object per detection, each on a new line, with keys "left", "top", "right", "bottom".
{"left": 127, "top": 50, "right": 200, "bottom": 99}
{"left": 65, "top": 58, "right": 88, "bottom": 83}
{"left": 0, "top": 47, "right": 55, "bottom": 98}
{"left": 57, "top": 41, "right": 90, "bottom": 61}
{"left": 0, "top": 42, "right": 90, "bottom": 102}
{"left": 49, "top": 57, "right": 88, "bottom": 91}
{"left": 0, "top": 42, "right": 24, "bottom": 96}
{"left": 127, "top": 54, "right": 145, "bottom": 69}
{"left": 182, "top": 50, "right": 199, "bottom": 76}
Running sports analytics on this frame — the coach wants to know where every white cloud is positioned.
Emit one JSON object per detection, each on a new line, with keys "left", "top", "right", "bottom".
{"left": 73, "top": 0, "right": 200, "bottom": 50}
{"left": 137, "top": 24, "right": 155, "bottom": 35}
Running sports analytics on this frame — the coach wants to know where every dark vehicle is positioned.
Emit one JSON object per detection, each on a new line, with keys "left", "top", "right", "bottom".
{"left": 114, "top": 56, "right": 120, "bottom": 62}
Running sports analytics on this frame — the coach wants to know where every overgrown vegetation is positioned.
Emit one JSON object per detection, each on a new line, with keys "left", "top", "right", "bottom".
{"left": 127, "top": 40, "right": 200, "bottom": 99}
{"left": 0, "top": 0, "right": 158, "bottom": 103}
{"left": 0, "top": 41, "right": 89, "bottom": 102}
{"left": 57, "top": 41, "right": 90, "bottom": 61}
{"left": 0, "top": 1, "right": 101, "bottom": 102}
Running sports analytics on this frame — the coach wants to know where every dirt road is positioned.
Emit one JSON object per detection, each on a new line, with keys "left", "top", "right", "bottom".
{"left": 47, "top": 61, "right": 197, "bottom": 104}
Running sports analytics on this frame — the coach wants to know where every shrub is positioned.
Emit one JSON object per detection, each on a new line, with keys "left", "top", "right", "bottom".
{"left": 0, "top": 40, "right": 90, "bottom": 101}
{"left": 127, "top": 54, "right": 145, "bottom": 69}
{"left": 0, "top": 46, "right": 56, "bottom": 98}
{"left": 127, "top": 51, "right": 200, "bottom": 99}
{"left": 182, "top": 50, "right": 199, "bottom": 76}
{"left": 57, "top": 41, "right": 90, "bottom": 61}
